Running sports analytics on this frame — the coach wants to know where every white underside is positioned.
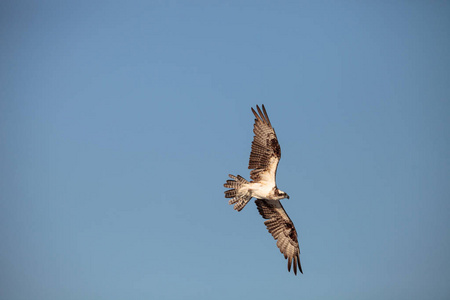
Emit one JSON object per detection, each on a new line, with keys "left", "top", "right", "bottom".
{"left": 239, "top": 182, "right": 274, "bottom": 199}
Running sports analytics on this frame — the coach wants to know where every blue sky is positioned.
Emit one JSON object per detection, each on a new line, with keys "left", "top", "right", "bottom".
{"left": 1, "top": 1, "right": 449, "bottom": 299}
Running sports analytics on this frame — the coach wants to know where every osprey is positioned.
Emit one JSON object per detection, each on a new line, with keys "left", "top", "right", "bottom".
{"left": 223, "top": 104, "right": 303, "bottom": 275}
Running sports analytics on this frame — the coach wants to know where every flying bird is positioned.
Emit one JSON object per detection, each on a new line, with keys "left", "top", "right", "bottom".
{"left": 224, "top": 104, "right": 303, "bottom": 275}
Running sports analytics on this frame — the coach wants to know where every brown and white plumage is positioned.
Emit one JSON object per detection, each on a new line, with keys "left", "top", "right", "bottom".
{"left": 223, "top": 104, "right": 303, "bottom": 275}
{"left": 256, "top": 199, "right": 302, "bottom": 275}
{"left": 249, "top": 105, "right": 281, "bottom": 186}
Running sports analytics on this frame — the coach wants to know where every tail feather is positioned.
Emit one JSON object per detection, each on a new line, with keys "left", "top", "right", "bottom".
{"left": 223, "top": 174, "right": 252, "bottom": 211}
{"left": 228, "top": 195, "right": 252, "bottom": 211}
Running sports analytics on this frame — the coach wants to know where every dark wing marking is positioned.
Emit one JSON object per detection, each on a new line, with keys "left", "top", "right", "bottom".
{"left": 255, "top": 199, "right": 303, "bottom": 275}
{"left": 249, "top": 105, "right": 281, "bottom": 185}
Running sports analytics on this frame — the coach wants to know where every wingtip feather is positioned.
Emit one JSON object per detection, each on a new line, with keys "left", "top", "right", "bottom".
{"left": 251, "top": 107, "right": 260, "bottom": 121}
{"left": 261, "top": 104, "right": 272, "bottom": 126}
{"left": 288, "top": 257, "right": 292, "bottom": 272}
{"left": 298, "top": 255, "right": 303, "bottom": 274}
{"left": 256, "top": 105, "right": 268, "bottom": 124}
{"left": 293, "top": 256, "right": 298, "bottom": 275}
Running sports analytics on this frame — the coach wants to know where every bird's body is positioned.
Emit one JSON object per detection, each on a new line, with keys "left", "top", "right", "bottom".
{"left": 247, "top": 182, "right": 275, "bottom": 200}
{"left": 223, "top": 104, "right": 303, "bottom": 275}
{"left": 233, "top": 182, "right": 275, "bottom": 200}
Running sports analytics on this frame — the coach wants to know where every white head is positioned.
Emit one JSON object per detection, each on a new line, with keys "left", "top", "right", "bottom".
{"left": 276, "top": 189, "right": 290, "bottom": 200}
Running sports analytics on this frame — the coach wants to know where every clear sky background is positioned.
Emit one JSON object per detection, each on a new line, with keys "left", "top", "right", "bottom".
{"left": 1, "top": 1, "right": 449, "bottom": 299}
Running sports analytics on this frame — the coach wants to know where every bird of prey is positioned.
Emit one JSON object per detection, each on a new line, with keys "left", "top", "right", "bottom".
{"left": 223, "top": 104, "right": 303, "bottom": 275}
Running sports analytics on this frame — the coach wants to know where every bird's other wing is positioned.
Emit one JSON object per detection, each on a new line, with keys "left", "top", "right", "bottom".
{"left": 255, "top": 199, "right": 303, "bottom": 275}
{"left": 249, "top": 105, "right": 281, "bottom": 186}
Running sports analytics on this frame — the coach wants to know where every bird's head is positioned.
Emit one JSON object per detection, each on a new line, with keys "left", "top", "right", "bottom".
{"left": 278, "top": 190, "right": 290, "bottom": 200}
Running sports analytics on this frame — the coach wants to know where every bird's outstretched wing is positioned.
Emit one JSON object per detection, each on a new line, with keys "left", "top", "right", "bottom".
{"left": 255, "top": 199, "right": 303, "bottom": 275}
{"left": 249, "top": 105, "right": 281, "bottom": 186}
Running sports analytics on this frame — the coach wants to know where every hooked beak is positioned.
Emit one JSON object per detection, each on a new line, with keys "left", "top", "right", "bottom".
{"left": 286, "top": 194, "right": 290, "bottom": 199}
